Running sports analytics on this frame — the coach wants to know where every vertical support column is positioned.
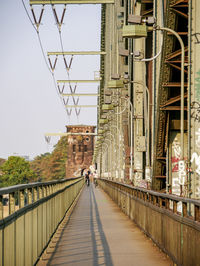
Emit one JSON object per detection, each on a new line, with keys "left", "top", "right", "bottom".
{"left": 132, "top": 3, "right": 145, "bottom": 186}
{"left": 190, "top": 1, "right": 200, "bottom": 199}
{"left": 9, "top": 193, "right": 15, "bottom": 215}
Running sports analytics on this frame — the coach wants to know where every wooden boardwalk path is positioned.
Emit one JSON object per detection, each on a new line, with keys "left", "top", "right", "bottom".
{"left": 40, "top": 184, "right": 172, "bottom": 266}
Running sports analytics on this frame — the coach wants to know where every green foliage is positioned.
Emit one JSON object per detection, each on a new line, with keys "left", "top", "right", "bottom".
{"left": 0, "top": 156, "right": 36, "bottom": 187}
{"left": 31, "top": 137, "right": 68, "bottom": 181}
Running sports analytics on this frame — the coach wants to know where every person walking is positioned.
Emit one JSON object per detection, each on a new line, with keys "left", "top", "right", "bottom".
{"left": 85, "top": 170, "right": 90, "bottom": 186}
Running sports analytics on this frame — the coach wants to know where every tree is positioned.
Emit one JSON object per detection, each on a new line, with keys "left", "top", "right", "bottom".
{"left": 31, "top": 137, "right": 68, "bottom": 181}
{"left": 0, "top": 156, "right": 36, "bottom": 187}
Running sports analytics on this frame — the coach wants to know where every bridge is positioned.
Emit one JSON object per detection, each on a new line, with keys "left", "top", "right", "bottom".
{"left": 1, "top": 0, "right": 200, "bottom": 265}
{"left": 0, "top": 178, "right": 199, "bottom": 265}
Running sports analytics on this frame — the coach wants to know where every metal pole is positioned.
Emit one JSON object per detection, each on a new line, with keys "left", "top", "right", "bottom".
{"left": 105, "top": 138, "right": 112, "bottom": 179}
{"left": 157, "top": 27, "right": 185, "bottom": 161}
{"left": 109, "top": 124, "right": 122, "bottom": 179}
{"left": 114, "top": 97, "right": 133, "bottom": 181}
{"left": 105, "top": 132, "right": 116, "bottom": 179}
{"left": 130, "top": 81, "right": 150, "bottom": 174}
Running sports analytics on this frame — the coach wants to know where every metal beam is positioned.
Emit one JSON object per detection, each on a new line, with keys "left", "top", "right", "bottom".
{"left": 62, "top": 93, "right": 100, "bottom": 96}
{"left": 57, "top": 80, "right": 101, "bottom": 83}
{"left": 47, "top": 51, "right": 106, "bottom": 56}
{"left": 30, "top": 0, "right": 114, "bottom": 4}
{"left": 45, "top": 132, "right": 98, "bottom": 136}
{"left": 65, "top": 105, "right": 99, "bottom": 108}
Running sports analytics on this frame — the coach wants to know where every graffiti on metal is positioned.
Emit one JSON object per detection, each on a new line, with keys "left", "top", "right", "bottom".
{"left": 195, "top": 70, "right": 200, "bottom": 101}
{"left": 178, "top": 160, "right": 186, "bottom": 185}
{"left": 196, "top": 186, "right": 200, "bottom": 198}
{"left": 137, "top": 180, "right": 148, "bottom": 189}
{"left": 191, "top": 101, "right": 200, "bottom": 122}
{"left": 172, "top": 137, "right": 181, "bottom": 173}
{"left": 134, "top": 154, "right": 142, "bottom": 186}
{"left": 191, "top": 152, "right": 200, "bottom": 175}
{"left": 171, "top": 136, "right": 187, "bottom": 196}
{"left": 192, "top": 33, "right": 200, "bottom": 44}
{"left": 195, "top": 128, "right": 200, "bottom": 148}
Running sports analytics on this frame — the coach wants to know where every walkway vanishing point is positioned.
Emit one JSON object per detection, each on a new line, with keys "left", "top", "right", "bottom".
{"left": 38, "top": 184, "right": 171, "bottom": 266}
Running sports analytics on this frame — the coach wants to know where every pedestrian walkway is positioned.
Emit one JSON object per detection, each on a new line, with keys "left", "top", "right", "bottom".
{"left": 44, "top": 184, "right": 172, "bottom": 266}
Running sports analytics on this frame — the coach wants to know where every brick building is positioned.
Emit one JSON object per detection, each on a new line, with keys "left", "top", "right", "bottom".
{"left": 66, "top": 125, "right": 96, "bottom": 178}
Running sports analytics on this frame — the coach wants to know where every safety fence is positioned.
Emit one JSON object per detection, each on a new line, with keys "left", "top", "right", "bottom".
{"left": 0, "top": 177, "right": 84, "bottom": 266}
{"left": 98, "top": 178, "right": 200, "bottom": 266}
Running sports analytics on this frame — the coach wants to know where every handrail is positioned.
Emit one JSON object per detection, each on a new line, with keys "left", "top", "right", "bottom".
{"left": 0, "top": 177, "right": 80, "bottom": 195}
{"left": 100, "top": 178, "right": 200, "bottom": 221}
{"left": 0, "top": 177, "right": 84, "bottom": 265}
{"left": 101, "top": 178, "right": 200, "bottom": 206}
{"left": 99, "top": 178, "right": 200, "bottom": 265}
{"left": 0, "top": 177, "right": 82, "bottom": 220}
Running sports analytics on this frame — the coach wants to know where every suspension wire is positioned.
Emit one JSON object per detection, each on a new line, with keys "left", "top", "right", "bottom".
{"left": 50, "top": 2, "right": 81, "bottom": 120}
{"left": 59, "top": 29, "right": 81, "bottom": 120}
{"left": 21, "top": 0, "right": 67, "bottom": 112}
{"left": 21, "top": 0, "right": 37, "bottom": 32}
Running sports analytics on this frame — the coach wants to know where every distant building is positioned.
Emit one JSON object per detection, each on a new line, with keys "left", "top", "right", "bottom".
{"left": 65, "top": 125, "right": 96, "bottom": 178}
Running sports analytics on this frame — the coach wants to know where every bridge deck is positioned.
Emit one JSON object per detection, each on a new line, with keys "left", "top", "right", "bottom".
{"left": 40, "top": 184, "right": 172, "bottom": 266}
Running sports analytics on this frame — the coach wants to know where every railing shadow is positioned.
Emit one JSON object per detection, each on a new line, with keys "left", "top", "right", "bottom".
{"left": 46, "top": 185, "right": 113, "bottom": 266}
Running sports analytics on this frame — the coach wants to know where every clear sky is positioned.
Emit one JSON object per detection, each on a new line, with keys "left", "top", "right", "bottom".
{"left": 0, "top": 0, "right": 101, "bottom": 160}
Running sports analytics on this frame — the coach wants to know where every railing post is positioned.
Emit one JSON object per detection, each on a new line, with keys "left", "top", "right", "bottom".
{"left": 46, "top": 185, "right": 50, "bottom": 196}
{"left": 149, "top": 194, "right": 152, "bottom": 203}
{"left": 43, "top": 186, "right": 47, "bottom": 198}
{"left": 158, "top": 197, "right": 162, "bottom": 208}
{"left": 0, "top": 195, "right": 3, "bottom": 219}
{"left": 144, "top": 192, "right": 147, "bottom": 201}
{"left": 38, "top": 186, "right": 43, "bottom": 199}
{"left": 9, "top": 192, "right": 15, "bottom": 215}
{"left": 19, "top": 190, "right": 25, "bottom": 209}
{"left": 194, "top": 205, "right": 200, "bottom": 222}
{"left": 153, "top": 196, "right": 157, "bottom": 206}
{"left": 33, "top": 187, "right": 38, "bottom": 202}
{"left": 173, "top": 200, "right": 178, "bottom": 214}
{"left": 27, "top": 188, "right": 32, "bottom": 204}
{"left": 165, "top": 198, "right": 169, "bottom": 210}
{"left": 182, "top": 202, "right": 187, "bottom": 217}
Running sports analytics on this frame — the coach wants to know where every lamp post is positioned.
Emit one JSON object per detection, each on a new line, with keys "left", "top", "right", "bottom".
{"left": 154, "top": 26, "right": 185, "bottom": 195}
{"left": 106, "top": 102, "right": 128, "bottom": 180}
{"left": 155, "top": 26, "right": 185, "bottom": 162}
{"left": 124, "top": 21, "right": 185, "bottom": 189}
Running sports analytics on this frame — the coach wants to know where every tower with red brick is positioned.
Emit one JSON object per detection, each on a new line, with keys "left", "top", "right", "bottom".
{"left": 65, "top": 125, "right": 96, "bottom": 178}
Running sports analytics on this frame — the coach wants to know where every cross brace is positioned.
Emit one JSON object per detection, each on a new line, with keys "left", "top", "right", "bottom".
{"left": 62, "top": 93, "right": 100, "bottom": 96}
{"left": 58, "top": 80, "right": 101, "bottom": 83}
{"left": 47, "top": 51, "right": 106, "bottom": 55}
{"left": 45, "top": 132, "right": 98, "bottom": 136}
{"left": 65, "top": 105, "right": 99, "bottom": 107}
{"left": 30, "top": 0, "right": 114, "bottom": 4}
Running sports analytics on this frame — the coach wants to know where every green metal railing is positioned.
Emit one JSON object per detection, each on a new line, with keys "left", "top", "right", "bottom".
{"left": 0, "top": 177, "right": 84, "bottom": 266}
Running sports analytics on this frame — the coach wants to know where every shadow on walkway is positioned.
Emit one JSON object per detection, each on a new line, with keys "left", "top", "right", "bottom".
{"left": 46, "top": 185, "right": 113, "bottom": 266}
